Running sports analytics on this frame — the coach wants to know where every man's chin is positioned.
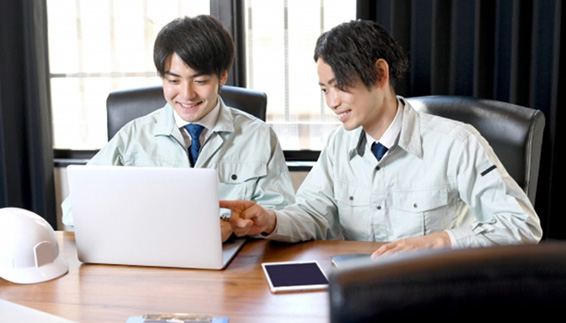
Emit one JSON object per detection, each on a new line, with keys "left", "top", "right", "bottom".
{"left": 341, "top": 122, "right": 358, "bottom": 131}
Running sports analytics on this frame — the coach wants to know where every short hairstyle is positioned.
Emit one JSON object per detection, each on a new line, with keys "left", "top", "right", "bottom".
{"left": 314, "top": 19, "right": 408, "bottom": 91}
{"left": 153, "top": 15, "right": 235, "bottom": 78}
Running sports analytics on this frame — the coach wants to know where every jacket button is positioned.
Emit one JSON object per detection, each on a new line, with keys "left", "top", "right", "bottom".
{"left": 231, "top": 174, "right": 238, "bottom": 180}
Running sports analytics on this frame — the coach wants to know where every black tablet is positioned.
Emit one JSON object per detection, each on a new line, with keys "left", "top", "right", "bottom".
{"left": 261, "top": 261, "right": 329, "bottom": 293}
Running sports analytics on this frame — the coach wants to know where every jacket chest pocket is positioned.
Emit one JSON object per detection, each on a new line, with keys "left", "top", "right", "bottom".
{"left": 335, "top": 182, "right": 372, "bottom": 240}
{"left": 389, "top": 188, "right": 450, "bottom": 239}
{"left": 217, "top": 161, "right": 266, "bottom": 200}
{"left": 335, "top": 182, "right": 372, "bottom": 206}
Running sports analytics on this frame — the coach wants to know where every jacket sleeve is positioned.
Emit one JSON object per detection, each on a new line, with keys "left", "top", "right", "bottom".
{"left": 267, "top": 130, "right": 342, "bottom": 242}
{"left": 249, "top": 126, "right": 296, "bottom": 209}
{"left": 446, "top": 126, "right": 543, "bottom": 247}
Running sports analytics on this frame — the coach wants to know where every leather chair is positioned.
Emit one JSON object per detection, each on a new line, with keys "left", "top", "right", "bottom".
{"left": 406, "top": 96, "right": 545, "bottom": 204}
{"left": 328, "top": 242, "right": 566, "bottom": 321}
{"left": 106, "top": 85, "right": 267, "bottom": 140}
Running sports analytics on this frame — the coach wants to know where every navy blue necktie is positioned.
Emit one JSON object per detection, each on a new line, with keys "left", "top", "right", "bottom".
{"left": 185, "top": 124, "right": 205, "bottom": 166}
{"left": 371, "top": 142, "right": 388, "bottom": 161}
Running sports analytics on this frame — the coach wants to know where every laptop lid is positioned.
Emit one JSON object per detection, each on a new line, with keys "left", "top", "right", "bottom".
{"left": 0, "top": 300, "right": 77, "bottom": 323}
{"left": 67, "top": 165, "right": 244, "bottom": 270}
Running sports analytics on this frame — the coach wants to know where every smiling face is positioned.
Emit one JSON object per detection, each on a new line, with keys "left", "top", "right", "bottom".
{"left": 162, "top": 52, "right": 227, "bottom": 123}
{"left": 317, "top": 58, "right": 397, "bottom": 138}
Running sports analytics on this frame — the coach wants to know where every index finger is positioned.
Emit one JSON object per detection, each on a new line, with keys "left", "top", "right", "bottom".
{"left": 219, "top": 199, "right": 254, "bottom": 211}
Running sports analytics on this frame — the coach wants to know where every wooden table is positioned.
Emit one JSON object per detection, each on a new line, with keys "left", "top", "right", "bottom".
{"left": 0, "top": 231, "right": 383, "bottom": 323}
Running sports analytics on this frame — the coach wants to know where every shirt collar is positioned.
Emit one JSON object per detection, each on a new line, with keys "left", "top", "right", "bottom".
{"left": 173, "top": 98, "right": 221, "bottom": 141}
{"left": 154, "top": 97, "right": 235, "bottom": 144}
{"left": 174, "top": 98, "right": 220, "bottom": 128}
{"left": 356, "top": 96, "right": 422, "bottom": 159}
{"left": 365, "top": 97, "right": 404, "bottom": 151}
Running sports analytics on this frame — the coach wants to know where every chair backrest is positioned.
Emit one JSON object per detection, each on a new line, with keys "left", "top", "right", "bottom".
{"left": 405, "top": 95, "right": 545, "bottom": 204}
{"left": 106, "top": 85, "right": 267, "bottom": 140}
{"left": 328, "top": 242, "right": 566, "bottom": 321}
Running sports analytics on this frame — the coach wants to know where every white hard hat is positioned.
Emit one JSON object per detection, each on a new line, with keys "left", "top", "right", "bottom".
{"left": 0, "top": 207, "right": 69, "bottom": 284}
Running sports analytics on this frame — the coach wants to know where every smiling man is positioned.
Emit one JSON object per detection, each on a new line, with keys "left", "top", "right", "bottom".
{"left": 62, "top": 15, "right": 295, "bottom": 241}
{"left": 221, "top": 19, "right": 542, "bottom": 256}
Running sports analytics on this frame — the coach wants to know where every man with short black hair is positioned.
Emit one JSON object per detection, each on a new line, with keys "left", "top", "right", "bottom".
{"left": 221, "top": 19, "right": 542, "bottom": 255}
{"left": 62, "top": 15, "right": 295, "bottom": 242}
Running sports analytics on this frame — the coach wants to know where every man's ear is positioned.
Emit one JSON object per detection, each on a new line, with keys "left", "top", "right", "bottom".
{"left": 219, "top": 70, "right": 228, "bottom": 85}
{"left": 375, "top": 59, "right": 390, "bottom": 88}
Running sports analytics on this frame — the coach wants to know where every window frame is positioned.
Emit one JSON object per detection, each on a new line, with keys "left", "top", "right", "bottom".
{"left": 52, "top": 0, "right": 333, "bottom": 167}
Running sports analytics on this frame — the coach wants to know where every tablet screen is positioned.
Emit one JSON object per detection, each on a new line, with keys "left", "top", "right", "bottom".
{"left": 262, "top": 261, "right": 328, "bottom": 293}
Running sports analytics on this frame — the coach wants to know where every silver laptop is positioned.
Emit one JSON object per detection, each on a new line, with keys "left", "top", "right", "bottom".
{"left": 66, "top": 165, "right": 245, "bottom": 270}
{"left": 0, "top": 300, "right": 77, "bottom": 323}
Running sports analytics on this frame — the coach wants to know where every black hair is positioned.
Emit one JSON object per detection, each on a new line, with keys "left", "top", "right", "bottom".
{"left": 153, "top": 15, "right": 235, "bottom": 79}
{"left": 314, "top": 19, "right": 408, "bottom": 90}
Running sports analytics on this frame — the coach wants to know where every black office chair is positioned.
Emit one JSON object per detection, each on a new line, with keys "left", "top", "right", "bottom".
{"left": 406, "top": 96, "right": 545, "bottom": 204}
{"left": 328, "top": 242, "right": 566, "bottom": 322}
{"left": 106, "top": 85, "right": 267, "bottom": 140}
